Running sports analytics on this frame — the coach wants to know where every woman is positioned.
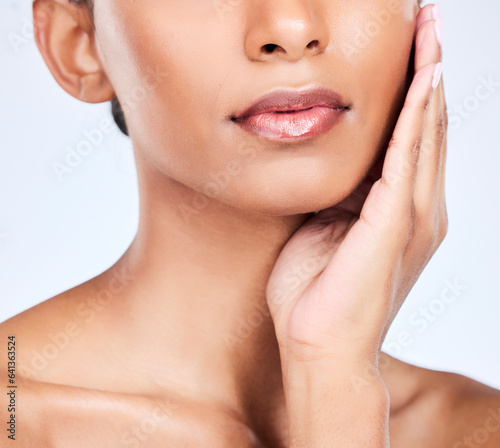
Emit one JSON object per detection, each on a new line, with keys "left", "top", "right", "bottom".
{"left": 2, "top": 0, "right": 499, "bottom": 446}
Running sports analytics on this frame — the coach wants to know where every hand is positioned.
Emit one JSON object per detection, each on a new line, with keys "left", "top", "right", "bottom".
{"left": 266, "top": 4, "right": 448, "bottom": 368}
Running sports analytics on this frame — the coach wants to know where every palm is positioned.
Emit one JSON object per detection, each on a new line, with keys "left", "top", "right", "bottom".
{"left": 266, "top": 153, "right": 388, "bottom": 351}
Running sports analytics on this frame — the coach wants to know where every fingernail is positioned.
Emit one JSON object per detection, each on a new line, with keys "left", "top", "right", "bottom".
{"left": 432, "top": 3, "right": 442, "bottom": 20}
{"left": 434, "top": 17, "right": 443, "bottom": 47}
{"left": 433, "top": 4, "right": 443, "bottom": 47}
{"left": 432, "top": 62, "right": 442, "bottom": 89}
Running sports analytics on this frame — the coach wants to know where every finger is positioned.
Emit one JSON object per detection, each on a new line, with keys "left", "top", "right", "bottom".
{"left": 438, "top": 86, "right": 448, "bottom": 205}
{"left": 413, "top": 75, "right": 445, "bottom": 216}
{"left": 416, "top": 3, "right": 435, "bottom": 31}
{"left": 437, "top": 76, "right": 448, "bottom": 228}
{"left": 415, "top": 4, "right": 443, "bottom": 73}
{"left": 376, "top": 62, "right": 439, "bottom": 216}
{"left": 411, "top": 5, "right": 445, "bottom": 235}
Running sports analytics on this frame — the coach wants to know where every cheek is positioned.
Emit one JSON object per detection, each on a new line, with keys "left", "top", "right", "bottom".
{"left": 341, "top": 4, "right": 416, "bottom": 158}
{"left": 328, "top": 4, "right": 418, "bottom": 177}
{"left": 101, "top": 5, "right": 233, "bottom": 185}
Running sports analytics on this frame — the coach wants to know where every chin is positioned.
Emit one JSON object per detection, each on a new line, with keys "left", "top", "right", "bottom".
{"left": 222, "top": 177, "right": 359, "bottom": 217}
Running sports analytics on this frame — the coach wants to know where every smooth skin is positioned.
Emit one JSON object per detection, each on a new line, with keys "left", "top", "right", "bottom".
{"left": 1, "top": 0, "right": 500, "bottom": 447}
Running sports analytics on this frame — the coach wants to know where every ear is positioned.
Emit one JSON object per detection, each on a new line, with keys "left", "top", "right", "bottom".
{"left": 32, "top": 0, "right": 115, "bottom": 103}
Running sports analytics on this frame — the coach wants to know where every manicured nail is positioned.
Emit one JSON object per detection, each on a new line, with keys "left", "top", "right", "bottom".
{"left": 433, "top": 4, "right": 443, "bottom": 47}
{"left": 434, "top": 18, "right": 443, "bottom": 46}
{"left": 432, "top": 62, "right": 443, "bottom": 89}
{"left": 432, "top": 3, "right": 442, "bottom": 20}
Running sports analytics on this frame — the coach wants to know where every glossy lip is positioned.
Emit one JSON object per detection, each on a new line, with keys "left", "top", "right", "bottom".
{"left": 230, "top": 86, "right": 350, "bottom": 142}
{"left": 232, "top": 86, "right": 349, "bottom": 119}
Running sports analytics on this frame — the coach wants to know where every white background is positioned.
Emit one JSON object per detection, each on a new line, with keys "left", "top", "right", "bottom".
{"left": 1, "top": 1, "right": 499, "bottom": 389}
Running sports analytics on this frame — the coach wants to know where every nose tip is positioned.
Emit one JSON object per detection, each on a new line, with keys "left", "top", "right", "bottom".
{"left": 244, "top": 4, "right": 329, "bottom": 63}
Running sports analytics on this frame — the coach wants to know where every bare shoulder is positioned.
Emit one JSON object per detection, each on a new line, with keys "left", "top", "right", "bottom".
{"left": 0, "top": 275, "right": 103, "bottom": 446}
{"left": 0, "top": 373, "right": 208, "bottom": 447}
{"left": 0, "top": 328, "right": 255, "bottom": 448}
{"left": 0, "top": 274, "right": 260, "bottom": 447}
{"left": 0, "top": 255, "right": 134, "bottom": 335}
{"left": 0, "top": 373, "right": 260, "bottom": 448}
{"left": 0, "top": 277, "right": 96, "bottom": 381}
{"left": 0, "top": 257, "right": 136, "bottom": 386}
{"left": 440, "top": 369, "right": 500, "bottom": 447}
{"left": 386, "top": 354, "right": 500, "bottom": 448}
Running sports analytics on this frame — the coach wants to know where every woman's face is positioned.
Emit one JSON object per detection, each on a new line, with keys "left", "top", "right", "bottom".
{"left": 95, "top": 0, "right": 419, "bottom": 215}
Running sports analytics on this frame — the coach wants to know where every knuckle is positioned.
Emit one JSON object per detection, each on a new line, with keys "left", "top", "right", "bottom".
{"left": 411, "top": 134, "right": 423, "bottom": 162}
{"left": 414, "top": 209, "right": 440, "bottom": 248}
{"left": 405, "top": 95, "right": 430, "bottom": 114}
{"left": 418, "top": 218, "right": 434, "bottom": 246}
{"left": 438, "top": 210, "right": 449, "bottom": 243}
{"left": 400, "top": 203, "right": 416, "bottom": 249}
{"left": 435, "top": 113, "right": 447, "bottom": 145}
{"left": 442, "top": 102, "right": 449, "bottom": 128}
{"left": 421, "top": 95, "right": 431, "bottom": 112}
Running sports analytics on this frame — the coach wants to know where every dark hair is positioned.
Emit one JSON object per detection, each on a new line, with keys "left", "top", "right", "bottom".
{"left": 69, "top": 0, "right": 129, "bottom": 137}
{"left": 111, "top": 97, "right": 128, "bottom": 136}
{"left": 69, "top": 0, "right": 94, "bottom": 30}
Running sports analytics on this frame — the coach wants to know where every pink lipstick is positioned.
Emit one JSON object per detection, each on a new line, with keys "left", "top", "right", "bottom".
{"left": 231, "top": 86, "right": 350, "bottom": 142}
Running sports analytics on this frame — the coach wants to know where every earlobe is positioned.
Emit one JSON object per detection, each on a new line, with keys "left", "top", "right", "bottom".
{"left": 32, "top": 0, "right": 115, "bottom": 103}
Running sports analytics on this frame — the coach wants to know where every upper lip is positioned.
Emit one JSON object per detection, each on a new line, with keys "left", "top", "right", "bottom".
{"left": 232, "top": 86, "right": 349, "bottom": 120}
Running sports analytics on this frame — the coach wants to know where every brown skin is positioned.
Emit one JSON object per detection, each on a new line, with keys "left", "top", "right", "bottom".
{"left": 1, "top": 0, "right": 499, "bottom": 446}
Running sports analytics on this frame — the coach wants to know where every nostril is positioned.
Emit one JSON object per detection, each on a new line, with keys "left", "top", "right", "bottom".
{"left": 262, "top": 44, "right": 278, "bottom": 54}
{"left": 307, "top": 40, "right": 319, "bottom": 50}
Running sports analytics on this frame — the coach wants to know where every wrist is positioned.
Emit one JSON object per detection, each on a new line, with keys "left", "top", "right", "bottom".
{"left": 282, "top": 354, "right": 388, "bottom": 399}
{"left": 284, "top": 363, "right": 390, "bottom": 448}
{"left": 278, "top": 331, "right": 382, "bottom": 366}
{"left": 280, "top": 339, "right": 382, "bottom": 380}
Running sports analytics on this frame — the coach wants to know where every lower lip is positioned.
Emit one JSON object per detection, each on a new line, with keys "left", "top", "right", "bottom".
{"left": 232, "top": 106, "right": 347, "bottom": 142}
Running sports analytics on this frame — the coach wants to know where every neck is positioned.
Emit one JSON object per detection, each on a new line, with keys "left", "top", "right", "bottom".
{"left": 108, "top": 149, "right": 313, "bottom": 424}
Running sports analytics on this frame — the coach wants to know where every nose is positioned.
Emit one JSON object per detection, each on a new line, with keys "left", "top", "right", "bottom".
{"left": 244, "top": 0, "right": 330, "bottom": 62}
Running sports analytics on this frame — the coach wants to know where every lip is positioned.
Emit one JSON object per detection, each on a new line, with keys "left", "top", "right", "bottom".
{"left": 231, "top": 86, "right": 350, "bottom": 141}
